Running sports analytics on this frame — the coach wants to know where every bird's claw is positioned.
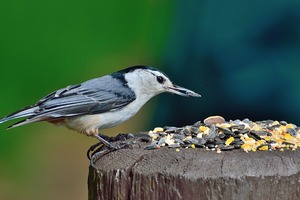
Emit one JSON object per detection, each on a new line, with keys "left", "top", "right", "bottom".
{"left": 89, "top": 148, "right": 111, "bottom": 169}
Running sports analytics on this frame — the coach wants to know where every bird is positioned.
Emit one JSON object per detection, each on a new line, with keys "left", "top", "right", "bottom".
{"left": 0, "top": 65, "right": 201, "bottom": 149}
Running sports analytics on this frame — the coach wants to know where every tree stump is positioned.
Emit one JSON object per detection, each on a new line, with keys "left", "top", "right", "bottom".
{"left": 88, "top": 140, "right": 300, "bottom": 200}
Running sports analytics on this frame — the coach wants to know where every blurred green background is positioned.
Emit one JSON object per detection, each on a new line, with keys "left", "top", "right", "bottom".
{"left": 0, "top": 1, "right": 172, "bottom": 199}
{"left": 1, "top": 0, "right": 300, "bottom": 200}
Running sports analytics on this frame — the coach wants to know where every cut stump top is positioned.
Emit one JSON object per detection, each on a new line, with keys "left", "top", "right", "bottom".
{"left": 88, "top": 140, "right": 300, "bottom": 200}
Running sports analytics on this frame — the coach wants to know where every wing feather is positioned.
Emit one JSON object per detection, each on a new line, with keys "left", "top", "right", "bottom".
{"left": 35, "top": 76, "right": 136, "bottom": 117}
{"left": 0, "top": 75, "right": 136, "bottom": 128}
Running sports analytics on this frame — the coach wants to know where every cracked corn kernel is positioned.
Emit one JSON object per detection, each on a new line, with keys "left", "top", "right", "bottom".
{"left": 286, "top": 123, "right": 295, "bottom": 129}
{"left": 218, "top": 123, "right": 231, "bottom": 128}
{"left": 225, "top": 136, "right": 234, "bottom": 146}
{"left": 183, "top": 136, "right": 192, "bottom": 141}
{"left": 271, "top": 121, "right": 280, "bottom": 126}
{"left": 259, "top": 146, "right": 268, "bottom": 151}
{"left": 241, "top": 144, "right": 251, "bottom": 152}
{"left": 251, "top": 123, "right": 262, "bottom": 131}
{"left": 148, "top": 131, "right": 159, "bottom": 140}
{"left": 264, "top": 136, "right": 271, "bottom": 141}
{"left": 164, "top": 134, "right": 175, "bottom": 145}
{"left": 284, "top": 133, "right": 292, "bottom": 140}
{"left": 199, "top": 126, "right": 207, "bottom": 132}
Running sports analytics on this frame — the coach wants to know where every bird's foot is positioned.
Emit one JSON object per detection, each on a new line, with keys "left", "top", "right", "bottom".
{"left": 87, "top": 133, "right": 136, "bottom": 160}
{"left": 87, "top": 142, "right": 103, "bottom": 160}
{"left": 89, "top": 148, "right": 111, "bottom": 169}
{"left": 89, "top": 141, "right": 136, "bottom": 168}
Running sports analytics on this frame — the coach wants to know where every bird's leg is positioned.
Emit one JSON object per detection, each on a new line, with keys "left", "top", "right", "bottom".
{"left": 88, "top": 133, "right": 136, "bottom": 160}
{"left": 94, "top": 134, "right": 115, "bottom": 149}
{"left": 87, "top": 133, "right": 128, "bottom": 160}
{"left": 86, "top": 133, "right": 113, "bottom": 160}
{"left": 90, "top": 133, "right": 110, "bottom": 148}
{"left": 88, "top": 134, "right": 110, "bottom": 150}
{"left": 87, "top": 143, "right": 100, "bottom": 160}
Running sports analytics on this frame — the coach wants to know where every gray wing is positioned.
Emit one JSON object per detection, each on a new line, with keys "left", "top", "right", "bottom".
{"left": 0, "top": 75, "right": 136, "bottom": 127}
{"left": 37, "top": 76, "right": 136, "bottom": 117}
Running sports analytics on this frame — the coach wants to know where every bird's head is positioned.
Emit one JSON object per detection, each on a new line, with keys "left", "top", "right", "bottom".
{"left": 119, "top": 66, "right": 201, "bottom": 98}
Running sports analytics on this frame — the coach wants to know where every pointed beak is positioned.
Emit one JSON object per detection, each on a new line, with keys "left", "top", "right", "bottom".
{"left": 166, "top": 85, "right": 201, "bottom": 97}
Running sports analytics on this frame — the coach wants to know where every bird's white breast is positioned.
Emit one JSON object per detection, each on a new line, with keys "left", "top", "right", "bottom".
{"left": 63, "top": 95, "right": 152, "bottom": 136}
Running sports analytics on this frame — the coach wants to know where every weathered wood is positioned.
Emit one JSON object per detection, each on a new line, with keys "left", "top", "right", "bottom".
{"left": 88, "top": 140, "right": 300, "bottom": 200}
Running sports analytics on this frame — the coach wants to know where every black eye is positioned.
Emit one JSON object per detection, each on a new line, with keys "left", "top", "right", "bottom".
{"left": 156, "top": 76, "right": 165, "bottom": 84}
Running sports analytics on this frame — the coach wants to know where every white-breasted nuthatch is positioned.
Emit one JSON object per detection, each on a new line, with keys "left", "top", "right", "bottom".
{"left": 0, "top": 66, "right": 200, "bottom": 148}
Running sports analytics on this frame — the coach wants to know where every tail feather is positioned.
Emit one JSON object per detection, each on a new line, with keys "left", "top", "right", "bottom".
{"left": 7, "top": 116, "right": 48, "bottom": 129}
{"left": 0, "top": 106, "right": 38, "bottom": 126}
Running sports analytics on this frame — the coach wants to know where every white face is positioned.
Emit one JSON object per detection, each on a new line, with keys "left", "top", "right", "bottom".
{"left": 125, "top": 68, "right": 201, "bottom": 98}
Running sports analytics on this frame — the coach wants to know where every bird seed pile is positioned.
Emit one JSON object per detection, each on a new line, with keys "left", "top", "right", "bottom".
{"left": 144, "top": 116, "right": 300, "bottom": 153}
